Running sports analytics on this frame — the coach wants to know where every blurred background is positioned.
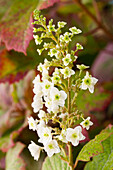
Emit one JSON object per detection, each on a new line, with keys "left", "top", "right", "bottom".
{"left": 0, "top": 0, "right": 113, "bottom": 169}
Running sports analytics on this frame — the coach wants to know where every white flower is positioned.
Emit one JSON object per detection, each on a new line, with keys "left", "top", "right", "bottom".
{"left": 37, "top": 63, "right": 44, "bottom": 72}
{"left": 48, "top": 48, "right": 58, "bottom": 58}
{"left": 43, "top": 42, "right": 49, "bottom": 50}
{"left": 59, "top": 112, "right": 68, "bottom": 119}
{"left": 80, "top": 71, "right": 98, "bottom": 93}
{"left": 47, "top": 24, "right": 56, "bottom": 32}
{"left": 37, "top": 120, "right": 46, "bottom": 130}
{"left": 58, "top": 21, "right": 67, "bottom": 28}
{"left": 76, "top": 43, "right": 83, "bottom": 50}
{"left": 42, "top": 69, "right": 50, "bottom": 81}
{"left": 32, "top": 75, "right": 41, "bottom": 85}
{"left": 50, "top": 87, "right": 67, "bottom": 107}
{"left": 33, "top": 35, "right": 42, "bottom": 45}
{"left": 52, "top": 75, "right": 61, "bottom": 84}
{"left": 44, "top": 96, "right": 59, "bottom": 113}
{"left": 57, "top": 130, "right": 68, "bottom": 143}
{"left": 28, "top": 117, "right": 37, "bottom": 131}
{"left": 66, "top": 126, "right": 85, "bottom": 146}
{"left": 38, "top": 127, "right": 52, "bottom": 145}
{"left": 69, "top": 27, "right": 82, "bottom": 34}
{"left": 60, "top": 67, "right": 75, "bottom": 79}
{"left": 62, "top": 54, "right": 72, "bottom": 66}
{"left": 33, "top": 82, "right": 43, "bottom": 96}
{"left": 44, "top": 140, "right": 60, "bottom": 157}
{"left": 37, "top": 49, "right": 42, "bottom": 55}
{"left": 80, "top": 117, "right": 93, "bottom": 130}
{"left": 32, "top": 95, "right": 43, "bottom": 113}
{"left": 28, "top": 141, "right": 41, "bottom": 161}
{"left": 38, "top": 110, "right": 46, "bottom": 119}
{"left": 53, "top": 68, "right": 60, "bottom": 76}
{"left": 44, "top": 59, "right": 50, "bottom": 69}
{"left": 42, "top": 80, "right": 54, "bottom": 95}
{"left": 63, "top": 32, "right": 72, "bottom": 43}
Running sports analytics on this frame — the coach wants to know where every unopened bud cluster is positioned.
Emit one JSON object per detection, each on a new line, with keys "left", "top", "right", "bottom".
{"left": 28, "top": 10, "right": 98, "bottom": 161}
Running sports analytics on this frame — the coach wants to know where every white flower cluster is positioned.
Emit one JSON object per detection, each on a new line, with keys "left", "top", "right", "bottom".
{"left": 28, "top": 10, "right": 98, "bottom": 162}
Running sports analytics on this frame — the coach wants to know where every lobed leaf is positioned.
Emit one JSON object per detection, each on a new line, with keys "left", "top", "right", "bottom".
{"left": 84, "top": 126, "right": 113, "bottom": 170}
{"left": 77, "top": 125, "right": 113, "bottom": 162}
{"left": 6, "top": 142, "right": 26, "bottom": 170}
{"left": 42, "top": 154, "right": 71, "bottom": 170}
{"left": 0, "top": 0, "right": 59, "bottom": 54}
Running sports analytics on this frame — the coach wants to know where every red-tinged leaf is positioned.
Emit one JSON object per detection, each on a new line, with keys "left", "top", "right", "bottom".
{"left": 77, "top": 125, "right": 113, "bottom": 162}
{"left": 6, "top": 142, "right": 26, "bottom": 170}
{"left": 0, "top": 0, "right": 59, "bottom": 54}
{"left": 0, "top": 40, "right": 50, "bottom": 83}
{"left": 0, "top": 134, "right": 15, "bottom": 152}
{"left": 39, "top": 0, "right": 60, "bottom": 10}
{"left": 91, "top": 43, "right": 113, "bottom": 82}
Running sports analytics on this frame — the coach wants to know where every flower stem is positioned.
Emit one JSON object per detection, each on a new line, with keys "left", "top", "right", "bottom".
{"left": 68, "top": 143, "right": 74, "bottom": 170}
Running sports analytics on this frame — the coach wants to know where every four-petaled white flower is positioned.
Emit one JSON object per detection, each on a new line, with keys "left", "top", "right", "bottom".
{"left": 62, "top": 54, "right": 72, "bottom": 66}
{"left": 37, "top": 49, "right": 42, "bottom": 55}
{"left": 60, "top": 67, "right": 75, "bottom": 79}
{"left": 80, "top": 117, "right": 93, "bottom": 130}
{"left": 44, "top": 140, "right": 60, "bottom": 157}
{"left": 80, "top": 71, "right": 98, "bottom": 93}
{"left": 28, "top": 141, "right": 41, "bottom": 161}
{"left": 58, "top": 21, "right": 67, "bottom": 28}
{"left": 28, "top": 117, "right": 37, "bottom": 131}
{"left": 66, "top": 126, "right": 85, "bottom": 146}
{"left": 69, "top": 27, "right": 82, "bottom": 34}
{"left": 38, "top": 127, "right": 52, "bottom": 145}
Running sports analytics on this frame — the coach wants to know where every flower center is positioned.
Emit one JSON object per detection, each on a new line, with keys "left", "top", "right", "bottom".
{"left": 55, "top": 94, "right": 60, "bottom": 100}
{"left": 30, "top": 123, "right": 34, "bottom": 127}
{"left": 84, "top": 78, "right": 91, "bottom": 85}
{"left": 48, "top": 144, "right": 54, "bottom": 149}
{"left": 44, "top": 133, "right": 49, "bottom": 137}
{"left": 45, "top": 84, "right": 50, "bottom": 89}
{"left": 72, "top": 133, "right": 77, "bottom": 139}
{"left": 84, "top": 120, "right": 89, "bottom": 126}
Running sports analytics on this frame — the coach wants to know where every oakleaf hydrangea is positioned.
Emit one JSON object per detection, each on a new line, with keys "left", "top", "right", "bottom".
{"left": 28, "top": 10, "right": 98, "bottom": 168}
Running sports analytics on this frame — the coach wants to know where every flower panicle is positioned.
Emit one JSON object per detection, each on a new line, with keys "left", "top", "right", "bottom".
{"left": 28, "top": 10, "right": 98, "bottom": 162}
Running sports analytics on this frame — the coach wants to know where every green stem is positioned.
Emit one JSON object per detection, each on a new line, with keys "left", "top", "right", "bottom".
{"left": 68, "top": 143, "right": 74, "bottom": 170}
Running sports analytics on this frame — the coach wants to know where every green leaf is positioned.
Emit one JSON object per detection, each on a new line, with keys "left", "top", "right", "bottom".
{"left": 21, "top": 148, "right": 46, "bottom": 170}
{"left": 42, "top": 154, "right": 71, "bottom": 170}
{"left": 84, "top": 126, "right": 113, "bottom": 170}
{"left": 6, "top": 142, "right": 25, "bottom": 170}
{"left": 77, "top": 125, "right": 113, "bottom": 162}
{"left": 0, "top": 41, "right": 50, "bottom": 83}
{"left": 76, "top": 86, "right": 111, "bottom": 115}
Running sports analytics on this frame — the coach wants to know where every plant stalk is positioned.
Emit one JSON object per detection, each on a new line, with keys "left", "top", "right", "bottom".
{"left": 74, "top": 0, "right": 113, "bottom": 41}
